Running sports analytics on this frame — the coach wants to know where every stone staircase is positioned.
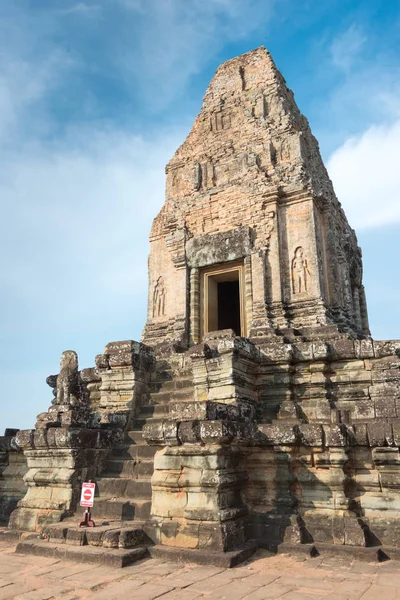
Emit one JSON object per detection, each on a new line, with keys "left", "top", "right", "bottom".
{"left": 92, "top": 358, "right": 194, "bottom": 525}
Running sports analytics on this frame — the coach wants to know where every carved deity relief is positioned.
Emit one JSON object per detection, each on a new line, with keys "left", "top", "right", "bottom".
{"left": 292, "top": 247, "right": 310, "bottom": 294}
{"left": 153, "top": 276, "right": 166, "bottom": 317}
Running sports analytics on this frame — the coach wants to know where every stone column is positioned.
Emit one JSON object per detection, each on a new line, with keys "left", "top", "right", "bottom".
{"left": 143, "top": 335, "right": 259, "bottom": 558}
{"left": 244, "top": 256, "right": 253, "bottom": 337}
{"left": 189, "top": 268, "right": 200, "bottom": 344}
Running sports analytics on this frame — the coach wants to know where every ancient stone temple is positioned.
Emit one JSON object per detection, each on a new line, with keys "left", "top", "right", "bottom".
{"left": 3, "top": 47, "right": 400, "bottom": 567}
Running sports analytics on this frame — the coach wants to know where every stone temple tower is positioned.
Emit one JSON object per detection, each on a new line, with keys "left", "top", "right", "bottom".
{"left": 8, "top": 47, "right": 400, "bottom": 568}
{"left": 143, "top": 46, "right": 369, "bottom": 348}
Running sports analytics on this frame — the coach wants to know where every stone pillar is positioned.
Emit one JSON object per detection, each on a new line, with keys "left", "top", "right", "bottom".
{"left": 189, "top": 268, "right": 200, "bottom": 344}
{"left": 244, "top": 256, "right": 253, "bottom": 336}
{"left": 143, "top": 335, "right": 259, "bottom": 557}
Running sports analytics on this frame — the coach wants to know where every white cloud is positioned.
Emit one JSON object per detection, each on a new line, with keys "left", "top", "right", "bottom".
{"left": 0, "top": 125, "right": 185, "bottom": 330}
{"left": 331, "top": 24, "right": 366, "bottom": 71}
{"left": 60, "top": 3, "right": 102, "bottom": 17}
{"left": 112, "top": 0, "right": 275, "bottom": 109}
{"left": 327, "top": 119, "right": 400, "bottom": 229}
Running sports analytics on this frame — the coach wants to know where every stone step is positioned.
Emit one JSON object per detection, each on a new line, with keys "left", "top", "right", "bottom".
{"left": 43, "top": 522, "right": 147, "bottom": 549}
{"left": 149, "top": 378, "right": 193, "bottom": 393}
{"left": 102, "top": 459, "right": 154, "bottom": 478}
{"left": 124, "top": 430, "right": 146, "bottom": 444}
{"left": 137, "top": 404, "right": 169, "bottom": 417}
{"left": 148, "top": 389, "right": 194, "bottom": 404}
{"left": 132, "top": 417, "right": 178, "bottom": 432}
{"left": 149, "top": 541, "right": 257, "bottom": 568}
{"left": 94, "top": 498, "right": 151, "bottom": 521}
{"left": 16, "top": 539, "right": 148, "bottom": 568}
{"left": 112, "top": 444, "right": 158, "bottom": 460}
{"left": 96, "top": 478, "right": 152, "bottom": 498}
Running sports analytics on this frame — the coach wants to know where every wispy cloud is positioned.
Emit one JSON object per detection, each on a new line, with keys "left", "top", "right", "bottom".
{"left": 0, "top": 125, "right": 184, "bottom": 330}
{"left": 330, "top": 24, "right": 366, "bottom": 71}
{"left": 60, "top": 3, "right": 102, "bottom": 17}
{"left": 110, "top": 0, "right": 275, "bottom": 109}
{"left": 328, "top": 119, "right": 400, "bottom": 229}
{"left": 323, "top": 21, "right": 400, "bottom": 230}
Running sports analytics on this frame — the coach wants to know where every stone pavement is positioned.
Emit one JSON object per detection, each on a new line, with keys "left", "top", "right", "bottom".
{"left": 1, "top": 539, "right": 400, "bottom": 600}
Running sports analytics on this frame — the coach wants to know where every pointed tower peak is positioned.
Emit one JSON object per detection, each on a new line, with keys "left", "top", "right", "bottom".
{"left": 203, "top": 46, "right": 280, "bottom": 102}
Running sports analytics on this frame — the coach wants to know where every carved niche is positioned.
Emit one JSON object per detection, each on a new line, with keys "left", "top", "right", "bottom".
{"left": 192, "top": 161, "right": 216, "bottom": 191}
{"left": 210, "top": 111, "right": 231, "bottom": 132}
{"left": 292, "top": 247, "right": 310, "bottom": 294}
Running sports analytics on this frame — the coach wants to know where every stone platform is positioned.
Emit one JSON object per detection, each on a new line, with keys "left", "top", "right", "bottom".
{"left": 3, "top": 535, "right": 400, "bottom": 600}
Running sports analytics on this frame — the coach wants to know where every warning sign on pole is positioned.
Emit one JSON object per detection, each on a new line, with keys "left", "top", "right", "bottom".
{"left": 80, "top": 481, "right": 95, "bottom": 507}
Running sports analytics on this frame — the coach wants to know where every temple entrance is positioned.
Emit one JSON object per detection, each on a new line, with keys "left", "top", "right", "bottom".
{"left": 217, "top": 280, "right": 241, "bottom": 334}
{"left": 201, "top": 261, "right": 245, "bottom": 337}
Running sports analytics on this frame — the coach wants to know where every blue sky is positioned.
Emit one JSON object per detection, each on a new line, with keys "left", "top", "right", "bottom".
{"left": 1, "top": 0, "right": 400, "bottom": 432}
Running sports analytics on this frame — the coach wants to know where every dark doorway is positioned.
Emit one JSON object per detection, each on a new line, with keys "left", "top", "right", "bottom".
{"left": 217, "top": 280, "right": 241, "bottom": 335}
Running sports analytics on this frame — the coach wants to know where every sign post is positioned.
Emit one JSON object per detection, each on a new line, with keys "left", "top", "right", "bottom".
{"left": 78, "top": 480, "right": 96, "bottom": 527}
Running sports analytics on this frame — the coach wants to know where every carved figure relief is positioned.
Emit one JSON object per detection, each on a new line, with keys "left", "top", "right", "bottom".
{"left": 292, "top": 247, "right": 310, "bottom": 294}
{"left": 153, "top": 276, "right": 166, "bottom": 317}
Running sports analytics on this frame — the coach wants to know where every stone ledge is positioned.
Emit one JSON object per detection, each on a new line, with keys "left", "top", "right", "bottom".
{"left": 0, "top": 527, "right": 38, "bottom": 543}
{"left": 277, "top": 541, "right": 400, "bottom": 562}
{"left": 15, "top": 539, "right": 148, "bottom": 567}
{"left": 149, "top": 540, "right": 258, "bottom": 568}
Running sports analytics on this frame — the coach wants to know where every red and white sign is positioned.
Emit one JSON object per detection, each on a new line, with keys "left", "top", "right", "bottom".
{"left": 80, "top": 482, "right": 95, "bottom": 507}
